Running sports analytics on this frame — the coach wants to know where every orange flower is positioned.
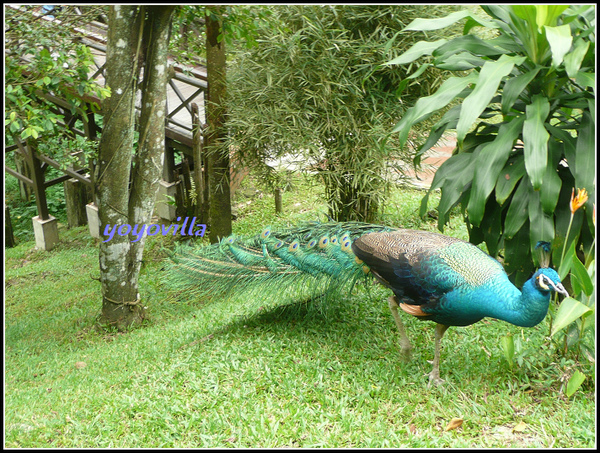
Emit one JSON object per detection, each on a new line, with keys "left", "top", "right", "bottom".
{"left": 570, "top": 188, "right": 588, "bottom": 214}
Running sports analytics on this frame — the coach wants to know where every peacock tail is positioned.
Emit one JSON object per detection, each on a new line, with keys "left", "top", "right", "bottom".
{"left": 167, "top": 221, "right": 394, "bottom": 310}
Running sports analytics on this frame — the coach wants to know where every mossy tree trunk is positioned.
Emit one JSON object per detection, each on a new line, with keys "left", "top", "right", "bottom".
{"left": 205, "top": 6, "right": 232, "bottom": 244}
{"left": 96, "top": 5, "right": 175, "bottom": 330}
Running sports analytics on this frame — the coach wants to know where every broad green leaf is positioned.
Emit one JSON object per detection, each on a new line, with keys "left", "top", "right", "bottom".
{"left": 575, "top": 72, "right": 595, "bottom": 91}
{"left": 537, "top": 5, "right": 570, "bottom": 28}
{"left": 540, "top": 141, "right": 563, "bottom": 214}
{"left": 566, "top": 370, "right": 586, "bottom": 397}
{"left": 504, "top": 177, "right": 530, "bottom": 239}
{"left": 564, "top": 40, "right": 590, "bottom": 78}
{"left": 393, "top": 73, "right": 477, "bottom": 147}
{"left": 456, "top": 55, "right": 525, "bottom": 145}
{"left": 467, "top": 116, "right": 524, "bottom": 226}
{"left": 434, "top": 35, "right": 505, "bottom": 59}
{"left": 551, "top": 297, "right": 592, "bottom": 336}
{"left": 528, "top": 189, "right": 554, "bottom": 247}
{"left": 574, "top": 111, "right": 594, "bottom": 193}
{"left": 404, "top": 10, "right": 496, "bottom": 32}
{"left": 523, "top": 94, "right": 550, "bottom": 189}
{"left": 501, "top": 334, "right": 514, "bottom": 369}
{"left": 385, "top": 39, "right": 447, "bottom": 66}
{"left": 434, "top": 53, "right": 486, "bottom": 71}
{"left": 570, "top": 254, "right": 594, "bottom": 297}
{"left": 495, "top": 158, "right": 525, "bottom": 205}
{"left": 501, "top": 68, "right": 540, "bottom": 115}
{"left": 430, "top": 152, "right": 477, "bottom": 229}
{"left": 544, "top": 25, "right": 572, "bottom": 68}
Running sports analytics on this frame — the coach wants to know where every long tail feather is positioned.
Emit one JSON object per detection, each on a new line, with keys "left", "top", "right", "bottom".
{"left": 166, "top": 221, "right": 393, "bottom": 308}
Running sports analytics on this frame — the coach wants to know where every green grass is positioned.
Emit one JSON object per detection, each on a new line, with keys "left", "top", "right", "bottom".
{"left": 5, "top": 177, "right": 596, "bottom": 448}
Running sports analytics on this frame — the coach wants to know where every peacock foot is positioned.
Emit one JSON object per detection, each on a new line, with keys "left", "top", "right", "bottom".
{"left": 399, "top": 343, "right": 413, "bottom": 362}
{"left": 427, "top": 373, "right": 445, "bottom": 387}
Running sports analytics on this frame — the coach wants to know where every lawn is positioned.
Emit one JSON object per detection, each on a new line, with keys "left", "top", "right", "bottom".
{"left": 4, "top": 175, "right": 596, "bottom": 447}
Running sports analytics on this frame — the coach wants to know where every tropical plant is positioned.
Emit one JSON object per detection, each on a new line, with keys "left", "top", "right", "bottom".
{"left": 387, "top": 5, "right": 595, "bottom": 286}
{"left": 5, "top": 5, "right": 110, "bottom": 144}
{"left": 226, "top": 5, "right": 461, "bottom": 222}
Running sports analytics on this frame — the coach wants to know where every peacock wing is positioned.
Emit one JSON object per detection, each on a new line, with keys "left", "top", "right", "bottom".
{"left": 351, "top": 229, "right": 505, "bottom": 306}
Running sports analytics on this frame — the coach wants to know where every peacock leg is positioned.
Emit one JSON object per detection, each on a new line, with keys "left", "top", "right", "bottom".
{"left": 428, "top": 323, "right": 449, "bottom": 386}
{"left": 387, "top": 296, "right": 413, "bottom": 360}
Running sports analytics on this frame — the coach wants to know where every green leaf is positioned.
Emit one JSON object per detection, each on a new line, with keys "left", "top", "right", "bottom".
{"left": 504, "top": 177, "right": 530, "bottom": 239}
{"left": 540, "top": 141, "right": 563, "bottom": 214}
{"left": 393, "top": 73, "right": 477, "bottom": 147}
{"left": 434, "top": 35, "right": 505, "bottom": 59}
{"left": 430, "top": 152, "right": 477, "bottom": 229}
{"left": 404, "top": 10, "right": 496, "bottom": 32}
{"left": 544, "top": 25, "right": 572, "bottom": 68}
{"left": 495, "top": 158, "right": 526, "bottom": 205}
{"left": 551, "top": 297, "right": 592, "bottom": 337}
{"left": 570, "top": 255, "right": 594, "bottom": 297}
{"left": 564, "top": 40, "right": 590, "bottom": 78}
{"left": 501, "top": 67, "right": 540, "bottom": 115}
{"left": 456, "top": 55, "right": 525, "bottom": 145}
{"left": 523, "top": 94, "right": 550, "bottom": 190}
{"left": 528, "top": 189, "right": 554, "bottom": 247}
{"left": 385, "top": 39, "right": 448, "bottom": 66}
{"left": 467, "top": 116, "right": 524, "bottom": 226}
{"left": 565, "top": 370, "right": 586, "bottom": 398}
{"left": 574, "top": 111, "right": 594, "bottom": 193}
{"left": 501, "top": 334, "right": 514, "bottom": 369}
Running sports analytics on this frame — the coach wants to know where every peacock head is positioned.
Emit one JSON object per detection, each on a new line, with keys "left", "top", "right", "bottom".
{"left": 532, "top": 268, "right": 569, "bottom": 297}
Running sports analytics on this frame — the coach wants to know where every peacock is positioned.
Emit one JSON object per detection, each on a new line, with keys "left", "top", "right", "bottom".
{"left": 167, "top": 221, "right": 568, "bottom": 385}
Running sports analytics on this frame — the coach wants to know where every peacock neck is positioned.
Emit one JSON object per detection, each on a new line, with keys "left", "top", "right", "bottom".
{"left": 487, "top": 277, "right": 550, "bottom": 328}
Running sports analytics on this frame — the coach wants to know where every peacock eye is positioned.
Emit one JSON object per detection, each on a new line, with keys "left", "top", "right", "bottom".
{"left": 537, "top": 275, "right": 550, "bottom": 291}
{"left": 288, "top": 240, "right": 299, "bottom": 252}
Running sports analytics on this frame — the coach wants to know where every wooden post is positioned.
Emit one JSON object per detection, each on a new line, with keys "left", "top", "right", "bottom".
{"left": 5, "top": 205, "right": 15, "bottom": 248}
{"left": 64, "top": 178, "right": 89, "bottom": 228}
{"left": 275, "top": 188, "right": 283, "bottom": 214}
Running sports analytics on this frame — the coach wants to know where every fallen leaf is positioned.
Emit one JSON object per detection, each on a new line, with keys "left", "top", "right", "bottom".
{"left": 444, "top": 418, "right": 463, "bottom": 431}
{"left": 513, "top": 421, "right": 527, "bottom": 433}
{"left": 75, "top": 361, "right": 86, "bottom": 369}
{"left": 409, "top": 423, "right": 417, "bottom": 434}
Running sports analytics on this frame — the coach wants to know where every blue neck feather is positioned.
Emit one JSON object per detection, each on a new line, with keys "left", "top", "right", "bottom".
{"left": 488, "top": 276, "right": 550, "bottom": 328}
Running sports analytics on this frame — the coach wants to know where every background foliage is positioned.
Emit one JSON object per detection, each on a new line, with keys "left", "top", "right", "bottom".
{"left": 225, "top": 5, "right": 461, "bottom": 222}
{"left": 387, "top": 5, "right": 595, "bottom": 285}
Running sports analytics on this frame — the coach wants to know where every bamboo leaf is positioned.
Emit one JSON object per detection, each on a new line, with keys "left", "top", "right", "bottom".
{"left": 523, "top": 94, "right": 550, "bottom": 190}
{"left": 544, "top": 25, "right": 572, "bottom": 68}
{"left": 551, "top": 297, "right": 592, "bottom": 337}
{"left": 385, "top": 39, "right": 448, "bottom": 66}
{"left": 566, "top": 370, "right": 586, "bottom": 397}
{"left": 456, "top": 55, "right": 525, "bottom": 145}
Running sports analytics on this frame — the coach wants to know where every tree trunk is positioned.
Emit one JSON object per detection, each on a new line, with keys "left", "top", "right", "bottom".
{"left": 205, "top": 6, "right": 232, "bottom": 243}
{"left": 96, "top": 5, "right": 174, "bottom": 330}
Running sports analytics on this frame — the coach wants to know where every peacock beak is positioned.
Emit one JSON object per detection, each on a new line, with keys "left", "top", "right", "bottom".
{"left": 553, "top": 282, "right": 569, "bottom": 297}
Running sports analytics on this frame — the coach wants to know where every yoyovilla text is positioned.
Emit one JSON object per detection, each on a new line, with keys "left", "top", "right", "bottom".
{"left": 103, "top": 217, "right": 207, "bottom": 243}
